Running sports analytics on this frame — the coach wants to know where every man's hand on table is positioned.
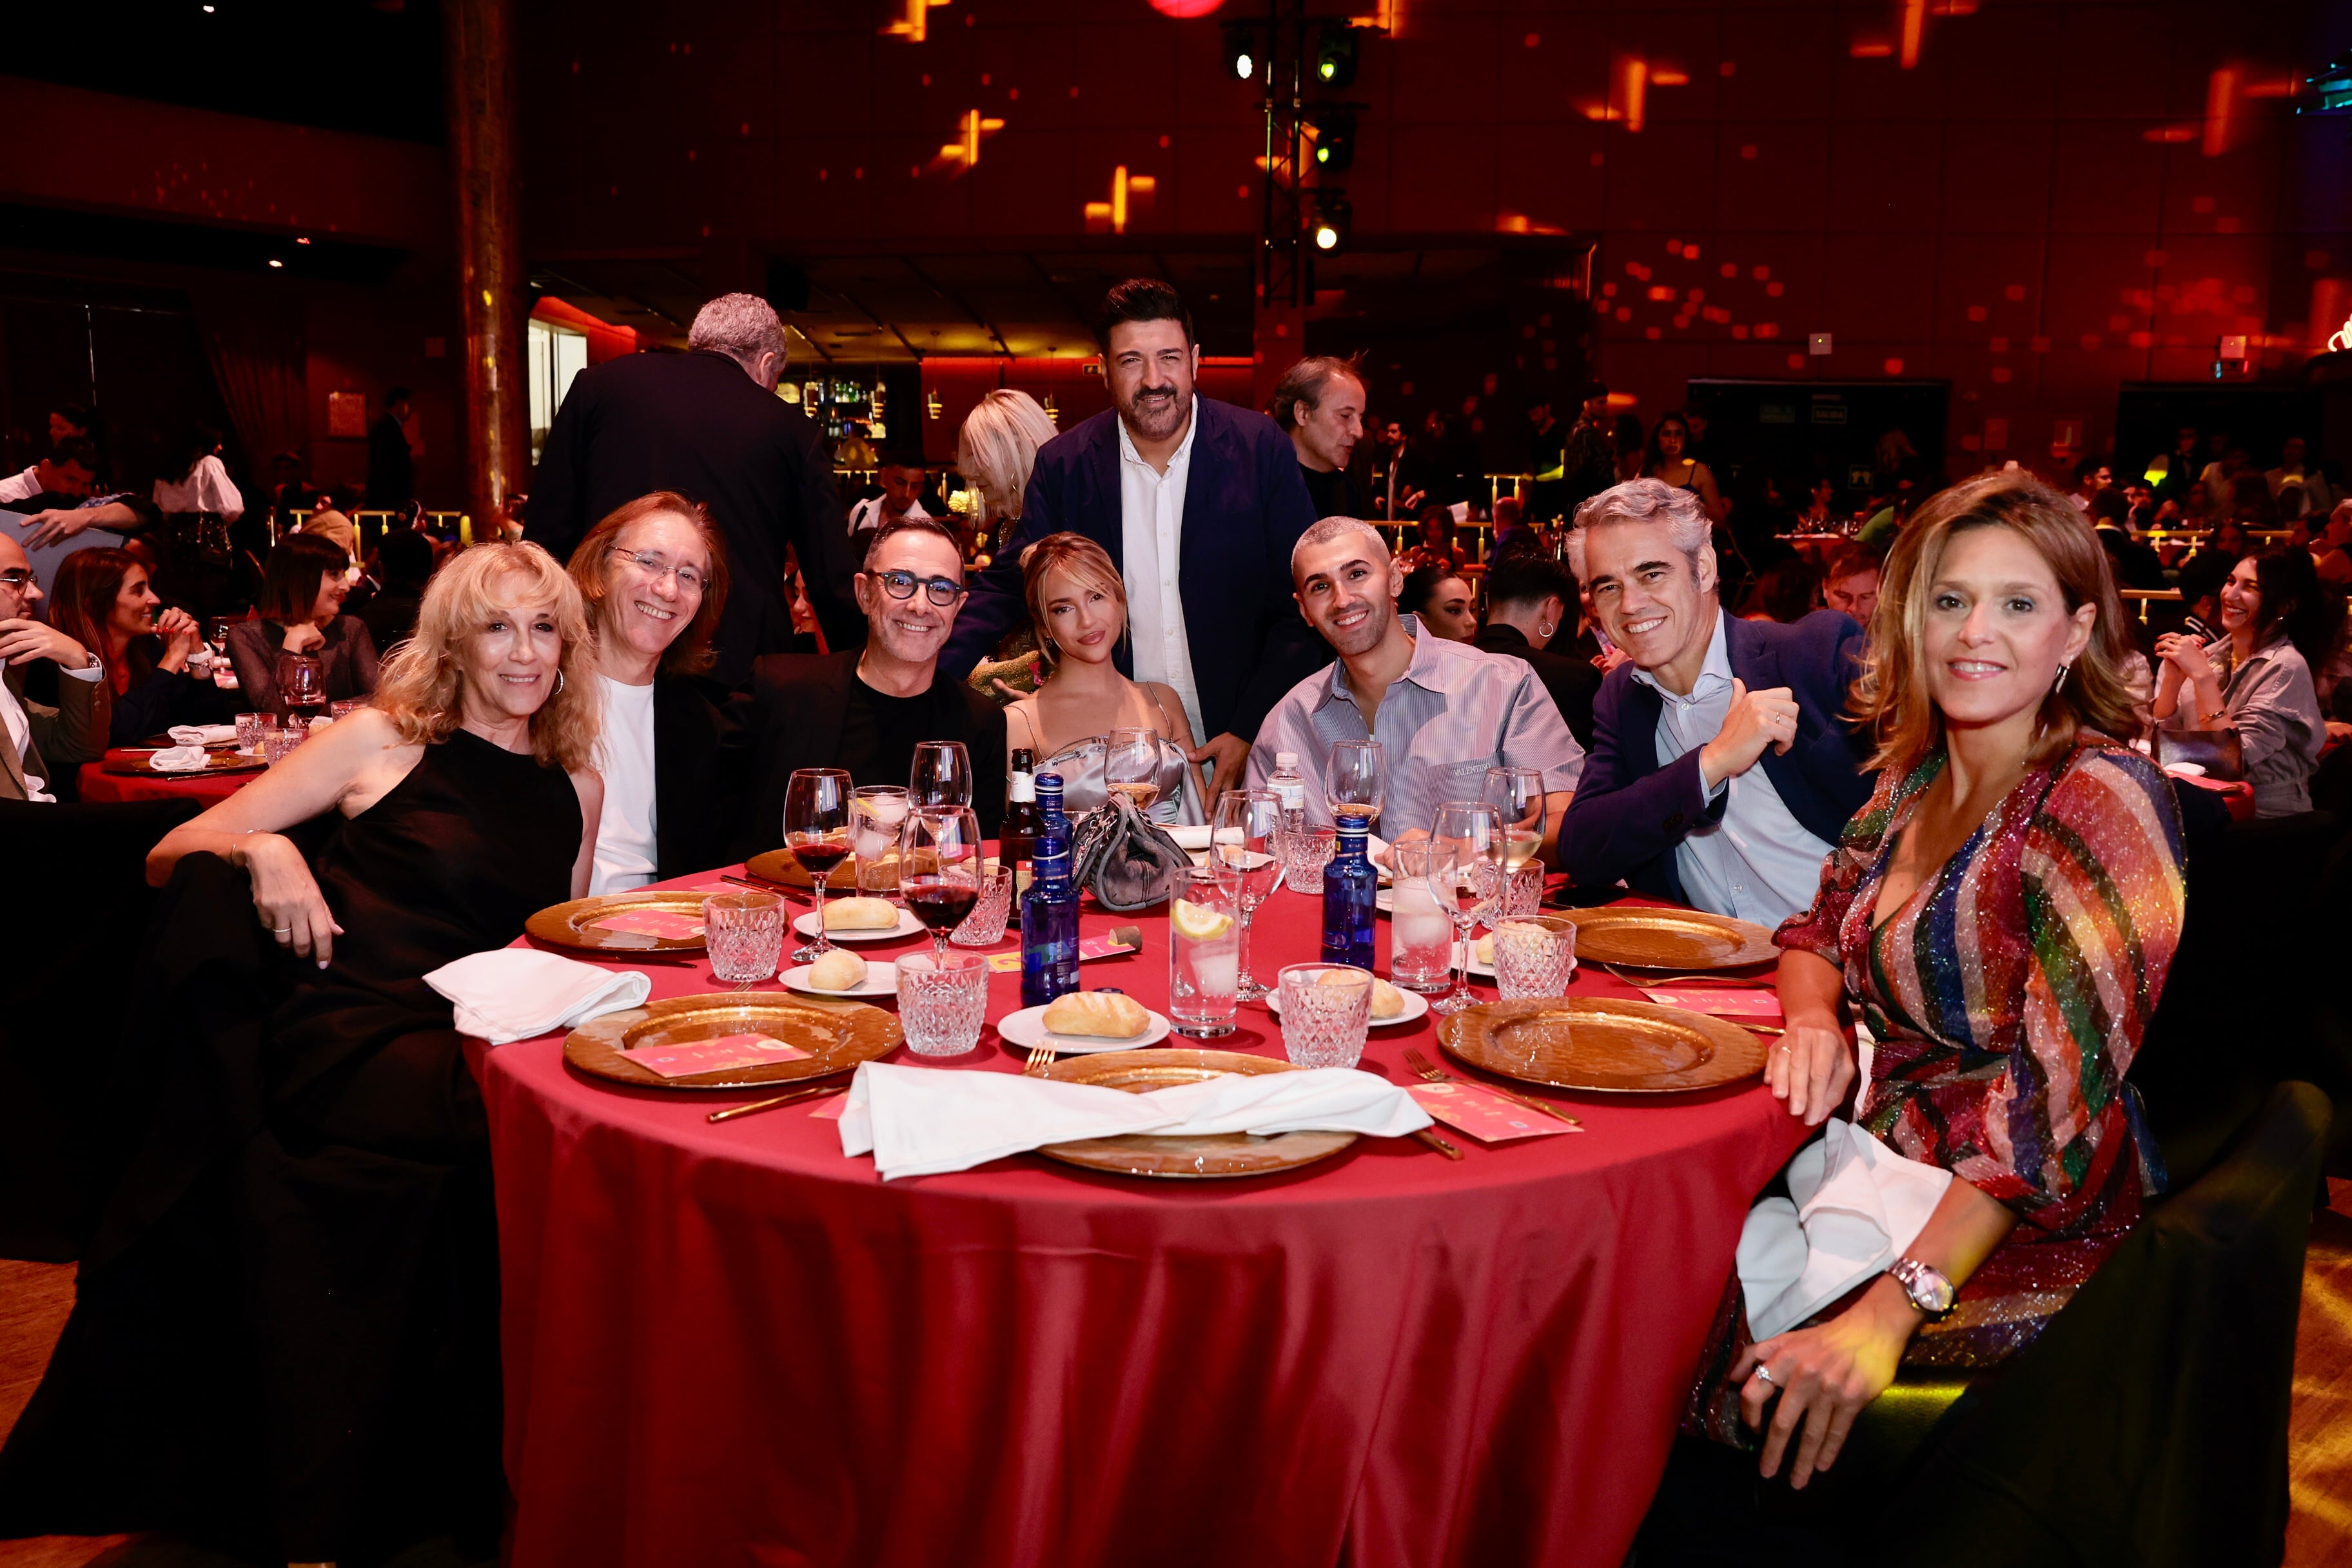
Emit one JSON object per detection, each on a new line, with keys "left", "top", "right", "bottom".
{"left": 1697, "top": 679, "right": 1798, "bottom": 791}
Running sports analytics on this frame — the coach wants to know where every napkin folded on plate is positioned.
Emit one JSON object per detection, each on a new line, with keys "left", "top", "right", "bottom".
{"left": 1736, "top": 1118, "right": 1954, "bottom": 1342}
{"left": 424, "top": 948, "right": 652, "bottom": 1046}
{"left": 168, "top": 723, "right": 240, "bottom": 746}
{"left": 838, "top": 1059, "right": 1432, "bottom": 1180}
{"left": 148, "top": 745, "right": 212, "bottom": 772}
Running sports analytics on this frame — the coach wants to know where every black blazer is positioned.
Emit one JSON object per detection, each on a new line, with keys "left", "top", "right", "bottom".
{"left": 1559, "top": 611, "right": 1874, "bottom": 904}
{"left": 939, "top": 397, "right": 1326, "bottom": 744}
{"left": 652, "top": 674, "right": 729, "bottom": 880}
{"left": 730, "top": 650, "right": 1006, "bottom": 859}
{"left": 527, "top": 351, "right": 864, "bottom": 686}
{"left": 1473, "top": 622, "right": 1602, "bottom": 750}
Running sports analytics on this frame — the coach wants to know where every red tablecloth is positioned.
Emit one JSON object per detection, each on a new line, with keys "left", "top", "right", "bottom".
{"left": 77, "top": 756, "right": 254, "bottom": 805}
{"left": 472, "top": 871, "right": 1809, "bottom": 1568}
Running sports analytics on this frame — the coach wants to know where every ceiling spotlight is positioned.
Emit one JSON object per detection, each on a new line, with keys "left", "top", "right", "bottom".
{"left": 1311, "top": 191, "right": 1351, "bottom": 252}
{"left": 201, "top": 3, "right": 215, "bottom": 12}
{"left": 1223, "top": 21, "right": 1260, "bottom": 83}
{"left": 266, "top": 258, "right": 284, "bottom": 268}
{"left": 1315, "top": 23, "right": 1361, "bottom": 88}
{"left": 1307, "top": 106, "right": 1357, "bottom": 170}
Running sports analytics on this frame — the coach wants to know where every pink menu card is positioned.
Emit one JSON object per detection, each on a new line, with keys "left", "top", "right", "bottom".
{"left": 1405, "top": 1081, "right": 1576, "bottom": 1142}
{"left": 625, "top": 1032, "right": 812, "bottom": 1079}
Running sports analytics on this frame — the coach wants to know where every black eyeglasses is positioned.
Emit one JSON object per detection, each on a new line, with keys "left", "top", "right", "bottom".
{"left": 871, "top": 569, "right": 965, "bottom": 606}
{"left": 0, "top": 569, "right": 35, "bottom": 591}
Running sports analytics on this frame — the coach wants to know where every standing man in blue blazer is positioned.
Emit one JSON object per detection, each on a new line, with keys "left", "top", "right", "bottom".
{"left": 940, "top": 279, "right": 1323, "bottom": 791}
{"left": 1558, "top": 478, "right": 1874, "bottom": 925}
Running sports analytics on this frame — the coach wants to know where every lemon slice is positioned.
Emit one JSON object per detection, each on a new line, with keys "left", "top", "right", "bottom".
{"left": 1171, "top": 899, "right": 1235, "bottom": 941}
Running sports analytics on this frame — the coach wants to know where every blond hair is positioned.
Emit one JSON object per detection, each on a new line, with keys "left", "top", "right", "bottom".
{"left": 1019, "top": 532, "right": 1126, "bottom": 673}
{"left": 375, "top": 542, "right": 600, "bottom": 772}
{"left": 956, "top": 389, "right": 1060, "bottom": 529}
{"left": 1854, "top": 471, "right": 2140, "bottom": 774}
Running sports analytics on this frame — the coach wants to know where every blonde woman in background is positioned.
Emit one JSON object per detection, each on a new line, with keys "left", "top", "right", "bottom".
{"left": 957, "top": 389, "right": 1063, "bottom": 700}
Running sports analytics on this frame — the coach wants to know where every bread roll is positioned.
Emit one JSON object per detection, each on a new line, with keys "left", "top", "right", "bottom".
{"left": 807, "top": 948, "right": 867, "bottom": 991}
{"left": 1316, "top": 968, "right": 1404, "bottom": 1019}
{"left": 1475, "top": 934, "right": 1495, "bottom": 967}
{"left": 1040, "top": 990, "right": 1150, "bottom": 1040}
{"left": 824, "top": 896, "right": 899, "bottom": 931}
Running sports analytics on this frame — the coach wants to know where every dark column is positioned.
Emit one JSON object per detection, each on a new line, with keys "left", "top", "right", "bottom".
{"left": 443, "top": 0, "right": 527, "bottom": 540}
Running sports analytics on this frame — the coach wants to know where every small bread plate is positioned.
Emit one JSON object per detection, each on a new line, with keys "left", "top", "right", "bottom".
{"left": 1266, "top": 985, "right": 1431, "bottom": 1028}
{"left": 1036, "top": 1049, "right": 1355, "bottom": 1177}
{"left": 997, "top": 1002, "right": 1172, "bottom": 1056}
{"left": 779, "top": 959, "right": 899, "bottom": 999}
{"left": 1556, "top": 907, "right": 1776, "bottom": 972}
{"left": 527, "top": 890, "right": 714, "bottom": 954}
{"left": 1438, "top": 995, "right": 1767, "bottom": 1095}
{"left": 792, "top": 908, "right": 925, "bottom": 943}
{"left": 565, "top": 992, "right": 901, "bottom": 1091}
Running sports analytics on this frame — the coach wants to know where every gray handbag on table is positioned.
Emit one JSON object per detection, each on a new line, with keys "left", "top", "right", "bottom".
{"left": 1068, "top": 792, "right": 1191, "bottom": 912}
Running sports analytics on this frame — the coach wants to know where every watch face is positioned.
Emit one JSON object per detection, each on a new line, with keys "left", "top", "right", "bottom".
{"left": 1897, "top": 1259, "right": 1955, "bottom": 1314}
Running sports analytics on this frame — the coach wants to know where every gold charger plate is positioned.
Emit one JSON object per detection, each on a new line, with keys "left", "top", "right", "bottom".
{"left": 103, "top": 750, "right": 266, "bottom": 776}
{"left": 1559, "top": 906, "right": 1778, "bottom": 970}
{"left": 1439, "top": 996, "right": 1769, "bottom": 1094}
{"left": 564, "top": 992, "right": 901, "bottom": 1090}
{"left": 526, "top": 890, "right": 716, "bottom": 954}
{"left": 743, "top": 846, "right": 867, "bottom": 891}
{"left": 1037, "top": 1049, "right": 1357, "bottom": 1179}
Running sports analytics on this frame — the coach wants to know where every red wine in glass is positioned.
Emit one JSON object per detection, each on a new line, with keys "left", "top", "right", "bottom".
{"left": 903, "top": 875, "right": 978, "bottom": 934}
{"left": 789, "top": 833, "right": 852, "bottom": 883}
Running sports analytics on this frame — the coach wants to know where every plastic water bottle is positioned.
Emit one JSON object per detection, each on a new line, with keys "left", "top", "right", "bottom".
{"left": 1320, "top": 819, "right": 1378, "bottom": 970}
{"left": 1019, "top": 772, "right": 1081, "bottom": 1007}
{"left": 1269, "top": 751, "right": 1308, "bottom": 838}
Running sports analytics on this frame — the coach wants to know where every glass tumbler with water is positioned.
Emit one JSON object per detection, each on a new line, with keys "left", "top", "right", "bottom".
{"left": 1387, "top": 840, "right": 1459, "bottom": 993}
{"left": 1211, "top": 788, "right": 1283, "bottom": 1000}
{"left": 1168, "top": 864, "right": 1240, "bottom": 1037}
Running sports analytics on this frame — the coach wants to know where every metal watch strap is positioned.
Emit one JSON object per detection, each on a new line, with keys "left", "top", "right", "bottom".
{"left": 1888, "top": 1256, "right": 1956, "bottom": 1317}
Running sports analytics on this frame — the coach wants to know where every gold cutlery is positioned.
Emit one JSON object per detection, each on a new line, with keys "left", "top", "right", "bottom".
{"left": 1024, "top": 1042, "right": 1057, "bottom": 1075}
{"left": 706, "top": 1075, "right": 848, "bottom": 1122}
{"left": 1605, "top": 964, "right": 1773, "bottom": 988}
{"left": 1402, "top": 1047, "right": 1582, "bottom": 1127}
{"left": 1413, "top": 1128, "right": 1464, "bottom": 1160}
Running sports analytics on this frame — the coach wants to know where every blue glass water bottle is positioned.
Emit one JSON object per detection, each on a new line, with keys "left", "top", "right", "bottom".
{"left": 1320, "top": 819, "right": 1378, "bottom": 970}
{"left": 1020, "top": 772, "right": 1082, "bottom": 1007}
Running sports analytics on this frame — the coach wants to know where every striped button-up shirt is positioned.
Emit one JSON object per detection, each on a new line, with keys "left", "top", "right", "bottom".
{"left": 1248, "top": 616, "right": 1586, "bottom": 838}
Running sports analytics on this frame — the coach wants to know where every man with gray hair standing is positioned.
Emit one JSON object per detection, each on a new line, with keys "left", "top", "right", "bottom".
{"left": 1270, "top": 354, "right": 1366, "bottom": 520}
{"left": 1557, "top": 478, "right": 1872, "bottom": 923}
{"left": 529, "top": 291, "right": 863, "bottom": 683}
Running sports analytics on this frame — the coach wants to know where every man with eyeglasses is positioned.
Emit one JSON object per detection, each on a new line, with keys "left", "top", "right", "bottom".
{"left": 0, "top": 533, "right": 109, "bottom": 802}
{"left": 734, "top": 515, "right": 1006, "bottom": 855}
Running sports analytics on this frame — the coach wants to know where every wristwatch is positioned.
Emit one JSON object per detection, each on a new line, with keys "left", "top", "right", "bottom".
{"left": 1886, "top": 1256, "right": 1956, "bottom": 1317}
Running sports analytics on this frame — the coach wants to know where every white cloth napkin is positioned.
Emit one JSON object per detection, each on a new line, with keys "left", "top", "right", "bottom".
{"left": 168, "top": 723, "right": 239, "bottom": 746}
{"left": 424, "top": 948, "right": 652, "bottom": 1046}
{"left": 148, "top": 745, "right": 211, "bottom": 772}
{"left": 838, "top": 1060, "right": 1433, "bottom": 1180}
{"left": 1736, "top": 1119, "right": 1955, "bottom": 1342}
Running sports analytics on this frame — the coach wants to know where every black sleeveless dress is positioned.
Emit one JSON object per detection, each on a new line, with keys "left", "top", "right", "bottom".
{"left": 0, "top": 729, "right": 580, "bottom": 1563}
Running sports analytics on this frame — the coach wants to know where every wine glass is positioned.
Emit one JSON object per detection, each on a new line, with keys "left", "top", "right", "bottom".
{"left": 1484, "top": 765, "right": 1547, "bottom": 918}
{"left": 1105, "top": 727, "right": 1162, "bottom": 815}
{"left": 1326, "top": 740, "right": 1387, "bottom": 833}
{"left": 1211, "top": 788, "right": 1284, "bottom": 1001}
{"left": 279, "top": 651, "right": 327, "bottom": 723}
{"left": 850, "top": 784, "right": 910, "bottom": 899}
{"left": 784, "top": 769, "right": 854, "bottom": 962}
{"left": 1429, "top": 799, "right": 1503, "bottom": 1015}
{"left": 899, "top": 805, "right": 984, "bottom": 963}
{"left": 908, "top": 741, "right": 974, "bottom": 809}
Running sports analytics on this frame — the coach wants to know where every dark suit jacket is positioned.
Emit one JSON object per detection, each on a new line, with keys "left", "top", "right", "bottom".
{"left": 3, "top": 662, "right": 109, "bottom": 801}
{"left": 939, "top": 398, "right": 1325, "bottom": 745}
{"left": 730, "top": 650, "right": 1006, "bottom": 859}
{"left": 1559, "top": 610, "right": 1874, "bottom": 904}
{"left": 653, "top": 674, "right": 729, "bottom": 880}
{"left": 527, "top": 351, "right": 863, "bottom": 687}
{"left": 1473, "top": 622, "right": 1602, "bottom": 750}
{"left": 366, "top": 413, "right": 414, "bottom": 508}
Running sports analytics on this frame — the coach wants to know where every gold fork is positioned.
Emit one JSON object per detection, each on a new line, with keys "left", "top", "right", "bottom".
{"left": 1024, "top": 1042, "right": 1057, "bottom": 1075}
{"left": 1402, "top": 1047, "right": 1582, "bottom": 1127}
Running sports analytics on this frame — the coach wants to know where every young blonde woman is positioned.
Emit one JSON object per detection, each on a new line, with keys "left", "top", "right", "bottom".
{"left": 1002, "top": 531, "right": 1206, "bottom": 823}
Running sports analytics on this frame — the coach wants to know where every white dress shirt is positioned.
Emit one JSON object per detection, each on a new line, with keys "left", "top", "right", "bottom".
{"left": 153, "top": 454, "right": 242, "bottom": 519}
{"left": 3, "top": 659, "right": 104, "bottom": 803}
{"left": 0, "top": 467, "right": 40, "bottom": 506}
{"left": 1632, "top": 612, "right": 1836, "bottom": 927}
{"left": 847, "top": 495, "right": 932, "bottom": 535}
{"left": 590, "top": 675, "right": 660, "bottom": 894}
{"left": 1117, "top": 396, "right": 1205, "bottom": 741}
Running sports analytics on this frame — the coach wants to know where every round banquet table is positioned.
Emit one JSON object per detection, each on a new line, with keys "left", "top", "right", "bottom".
{"left": 77, "top": 754, "right": 254, "bottom": 805}
{"left": 471, "top": 866, "right": 1811, "bottom": 1568}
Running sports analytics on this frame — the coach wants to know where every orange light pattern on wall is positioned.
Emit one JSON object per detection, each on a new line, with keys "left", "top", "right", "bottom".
{"left": 1083, "top": 166, "right": 1157, "bottom": 234}
{"left": 883, "top": 0, "right": 951, "bottom": 43}
{"left": 1347, "top": 0, "right": 1404, "bottom": 39}
{"left": 931, "top": 109, "right": 1004, "bottom": 174}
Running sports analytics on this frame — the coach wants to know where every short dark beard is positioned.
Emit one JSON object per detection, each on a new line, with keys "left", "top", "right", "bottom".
{"left": 1122, "top": 387, "right": 1188, "bottom": 445}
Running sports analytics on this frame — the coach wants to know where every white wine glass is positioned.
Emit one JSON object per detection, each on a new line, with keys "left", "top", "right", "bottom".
{"left": 1105, "top": 727, "right": 1162, "bottom": 814}
{"left": 1485, "top": 765, "right": 1547, "bottom": 917}
{"left": 1326, "top": 739, "right": 1387, "bottom": 833}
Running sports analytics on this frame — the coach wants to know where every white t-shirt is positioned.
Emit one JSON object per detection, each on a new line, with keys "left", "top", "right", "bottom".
{"left": 153, "top": 454, "right": 243, "bottom": 519}
{"left": 590, "top": 675, "right": 660, "bottom": 895}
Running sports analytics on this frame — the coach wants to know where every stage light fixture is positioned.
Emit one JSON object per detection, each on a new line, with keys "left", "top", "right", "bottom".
{"left": 1311, "top": 191, "right": 1351, "bottom": 252}
{"left": 1224, "top": 22, "right": 1260, "bottom": 83}
{"left": 1308, "top": 106, "right": 1357, "bottom": 170}
{"left": 1315, "top": 23, "right": 1360, "bottom": 87}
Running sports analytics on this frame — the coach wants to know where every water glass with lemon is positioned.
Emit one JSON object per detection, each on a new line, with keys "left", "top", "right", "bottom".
{"left": 1168, "top": 865, "right": 1240, "bottom": 1037}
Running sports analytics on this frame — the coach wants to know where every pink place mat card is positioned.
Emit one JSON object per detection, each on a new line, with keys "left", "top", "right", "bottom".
{"left": 808, "top": 1097, "right": 845, "bottom": 1121}
{"left": 981, "top": 932, "right": 1141, "bottom": 974}
{"left": 1639, "top": 986, "right": 1783, "bottom": 1024}
{"left": 1406, "top": 1081, "right": 1576, "bottom": 1143}
{"left": 625, "top": 1032, "right": 812, "bottom": 1079}
{"left": 591, "top": 909, "right": 707, "bottom": 940}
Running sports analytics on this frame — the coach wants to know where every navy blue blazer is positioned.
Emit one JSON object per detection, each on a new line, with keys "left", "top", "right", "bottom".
{"left": 1559, "top": 610, "right": 1875, "bottom": 905}
{"left": 940, "top": 397, "right": 1325, "bottom": 743}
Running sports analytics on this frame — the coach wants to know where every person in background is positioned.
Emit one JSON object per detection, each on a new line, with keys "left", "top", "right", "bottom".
{"left": 2068, "top": 455, "right": 2112, "bottom": 511}
{"left": 957, "top": 389, "right": 1060, "bottom": 562}
{"left": 2310, "top": 499, "right": 2352, "bottom": 590}
{"left": 939, "top": 278, "right": 1320, "bottom": 797}
{"left": 2267, "top": 436, "right": 2332, "bottom": 521}
{"left": 1794, "top": 475, "right": 1840, "bottom": 531}
{"left": 1820, "top": 545, "right": 1881, "bottom": 628}
{"left": 1560, "top": 381, "right": 1619, "bottom": 515}
{"left": 1399, "top": 565, "right": 1478, "bottom": 644}
{"left": 153, "top": 424, "right": 242, "bottom": 524}
{"left": 1645, "top": 472, "right": 2185, "bottom": 1526}
{"left": 0, "top": 438, "right": 98, "bottom": 507}
{"left": 360, "top": 526, "right": 436, "bottom": 654}
{"left": 300, "top": 484, "right": 363, "bottom": 564}
{"left": 367, "top": 386, "right": 417, "bottom": 513}
{"left": 2155, "top": 545, "right": 2337, "bottom": 817}
{"left": 2172, "top": 548, "right": 2230, "bottom": 643}
{"left": 1490, "top": 493, "right": 1527, "bottom": 554}
{"left": 738, "top": 515, "right": 1005, "bottom": 856}
{"left": 0, "top": 531, "right": 108, "bottom": 800}
{"left": 999, "top": 531, "right": 1206, "bottom": 823}
{"left": 1610, "top": 412, "right": 1647, "bottom": 484}
{"left": 2196, "top": 433, "right": 2242, "bottom": 522}
{"left": 1525, "top": 400, "right": 1567, "bottom": 523}
{"left": 1399, "top": 502, "right": 1467, "bottom": 573}
{"left": 1558, "top": 478, "right": 1872, "bottom": 925}
{"left": 1271, "top": 353, "right": 1366, "bottom": 520}
{"left": 1644, "top": 410, "right": 1725, "bottom": 523}
{"left": 529, "top": 293, "right": 863, "bottom": 685}
{"left": 2151, "top": 425, "right": 2202, "bottom": 513}
{"left": 226, "top": 533, "right": 380, "bottom": 720}
{"left": 848, "top": 461, "right": 933, "bottom": 538}
{"left": 2226, "top": 469, "right": 2278, "bottom": 531}
{"left": 148, "top": 423, "right": 244, "bottom": 615}
{"left": 567, "top": 491, "right": 732, "bottom": 892}
{"left": 1251, "top": 516, "right": 1582, "bottom": 855}
{"left": 47, "top": 547, "right": 219, "bottom": 745}
{"left": 2089, "top": 487, "right": 2164, "bottom": 591}
{"left": 1740, "top": 557, "right": 1823, "bottom": 625}
{"left": 1475, "top": 549, "right": 1601, "bottom": 749}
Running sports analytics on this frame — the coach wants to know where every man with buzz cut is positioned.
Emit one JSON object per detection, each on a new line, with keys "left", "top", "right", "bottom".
{"left": 1250, "top": 514, "right": 1582, "bottom": 859}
